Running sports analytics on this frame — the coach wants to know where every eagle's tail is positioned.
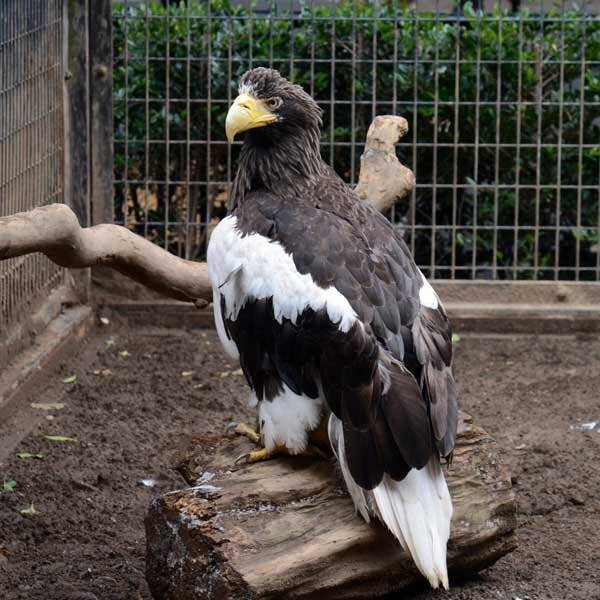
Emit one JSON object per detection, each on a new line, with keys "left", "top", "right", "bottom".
{"left": 371, "top": 460, "right": 452, "bottom": 590}
{"left": 328, "top": 415, "right": 452, "bottom": 590}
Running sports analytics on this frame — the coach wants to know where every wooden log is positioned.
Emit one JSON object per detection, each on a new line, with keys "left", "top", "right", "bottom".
{"left": 145, "top": 412, "right": 516, "bottom": 599}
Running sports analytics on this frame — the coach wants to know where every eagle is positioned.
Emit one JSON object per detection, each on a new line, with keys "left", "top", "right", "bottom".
{"left": 207, "top": 68, "right": 458, "bottom": 589}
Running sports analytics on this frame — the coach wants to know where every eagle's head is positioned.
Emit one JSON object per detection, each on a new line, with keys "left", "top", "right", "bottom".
{"left": 226, "top": 68, "right": 325, "bottom": 207}
{"left": 225, "top": 68, "right": 322, "bottom": 144}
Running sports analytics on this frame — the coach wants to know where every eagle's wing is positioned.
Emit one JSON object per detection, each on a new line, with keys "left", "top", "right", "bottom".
{"left": 209, "top": 180, "right": 457, "bottom": 489}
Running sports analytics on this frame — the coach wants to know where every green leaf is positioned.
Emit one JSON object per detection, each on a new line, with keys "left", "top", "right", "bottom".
{"left": 2, "top": 480, "right": 16, "bottom": 492}
{"left": 62, "top": 374, "right": 77, "bottom": 384}
{"left": 451, "top": 334, "right": 461, "bottom": 343}
{"left": 16, "top": 452, "right": 44, "bottom": 460}
{"left": 119, "top": 350, "right": 130, "bottom": 357}
{"left": 44, "top": 435, "right": 78, "bottom": 443}
{"left": 19, "top": 503, "right": 38, "bottom": 515}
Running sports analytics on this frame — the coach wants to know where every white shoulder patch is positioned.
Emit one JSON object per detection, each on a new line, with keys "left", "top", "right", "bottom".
{"left": 207, "top": 215, "right": 357, "bottom": 332}
{"left": 418, "top": 270, "right": 439, "bottom": 310}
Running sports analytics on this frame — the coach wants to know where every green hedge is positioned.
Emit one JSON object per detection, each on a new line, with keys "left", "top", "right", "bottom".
{"left": 112, "top": 1, "right": 600, "bottom": 279}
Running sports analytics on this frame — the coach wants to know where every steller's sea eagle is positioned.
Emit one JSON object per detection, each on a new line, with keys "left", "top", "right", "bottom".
{"left": 207, "top": 68, "right": 458, "bottom": 589}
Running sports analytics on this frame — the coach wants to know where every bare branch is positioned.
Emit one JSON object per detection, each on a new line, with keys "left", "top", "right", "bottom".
{"left": 355, "top": 115, "right": 416, "bottom": 212}
{"left": 0, "top": 204, "right": 212, "bottom": 303}
{"left": 0, "top": 116, "right": 414, "bottom": 304}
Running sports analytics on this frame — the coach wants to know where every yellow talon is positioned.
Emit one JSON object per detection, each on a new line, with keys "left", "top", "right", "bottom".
{"left": 230, "top": 422, "right": 261, "bottom": 444}
{"left": 245, "top": 446, "right": 282, "bottom": 463}
{"left": 235, "top": 444, "right": 286, "bottom": 465}
{"left": 229, "top": 416, "right": 331, "bottom": 465}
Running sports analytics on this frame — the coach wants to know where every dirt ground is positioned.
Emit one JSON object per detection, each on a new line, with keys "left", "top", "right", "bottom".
{"left": 0, "top": 322, "right": 599, "bottom": 600}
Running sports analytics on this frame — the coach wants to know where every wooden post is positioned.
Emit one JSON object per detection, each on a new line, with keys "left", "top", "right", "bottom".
{"left": 89, "top": 0, "right": 114, "bottom": 226}
{"left": 63, "top": 0, "right": 91, "bottom": 302}
{"left": 64, "top": 0, "right": 90, "bottom": 227}
{"left": 146, "top": 412, "right": 517, "bottom": 599}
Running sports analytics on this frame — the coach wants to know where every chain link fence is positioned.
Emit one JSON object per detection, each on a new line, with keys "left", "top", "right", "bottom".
{"left": 0, "top": 0, "right": 65, "bottom": 331}
{"left": 112, "top": 0, "right": 600, "bottom": 281}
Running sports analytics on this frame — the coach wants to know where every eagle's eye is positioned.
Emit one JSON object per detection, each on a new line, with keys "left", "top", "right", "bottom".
{"left": 265, "top": 97, "right": 282, "bottom": 111}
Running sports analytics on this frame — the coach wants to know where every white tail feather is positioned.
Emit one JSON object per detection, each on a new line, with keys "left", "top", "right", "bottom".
{"left": 328, "top": 414, "right": 452, "bottom": 590}
{"left": 372, "top": 462, "right": 452, "bottom": 589}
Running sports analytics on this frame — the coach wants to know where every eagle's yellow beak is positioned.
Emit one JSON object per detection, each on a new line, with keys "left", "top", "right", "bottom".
{"left": 225, "top": 94, "right": 278, "bottom": 143}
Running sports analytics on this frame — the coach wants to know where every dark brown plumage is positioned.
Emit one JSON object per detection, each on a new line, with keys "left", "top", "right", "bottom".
{"left": 221, "top": 67, "right": 458, "bottom": 490}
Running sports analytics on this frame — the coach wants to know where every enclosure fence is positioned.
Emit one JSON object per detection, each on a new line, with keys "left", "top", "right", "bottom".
{"left": 0, "top": 0, "right": 65, "bottom": 330}
{"left": 112, "top": 1, "right": 600, "bottom": 281}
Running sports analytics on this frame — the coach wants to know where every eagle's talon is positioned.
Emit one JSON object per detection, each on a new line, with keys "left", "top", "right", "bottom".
{"left": 234, "top": 452, "right": 251, "bottom": 465}
{"left": 228, "top": 421, "right": 261, "bottom": 444}
{"left": 234, "top": 446, "right": 284, "bottom": 465}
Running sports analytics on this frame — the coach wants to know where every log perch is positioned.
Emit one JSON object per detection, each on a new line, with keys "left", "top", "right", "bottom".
{"left": 146, "top": 412, "right": 517, "bottom": 599}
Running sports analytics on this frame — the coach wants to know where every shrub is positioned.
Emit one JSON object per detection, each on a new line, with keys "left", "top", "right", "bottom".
{"left": 112, "top": 1, "right": 600, "bottom": 279}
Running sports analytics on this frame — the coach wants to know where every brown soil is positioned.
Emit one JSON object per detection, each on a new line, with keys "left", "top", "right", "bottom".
{"left": 0, "top": 324, "right": 599, "bottom": 599}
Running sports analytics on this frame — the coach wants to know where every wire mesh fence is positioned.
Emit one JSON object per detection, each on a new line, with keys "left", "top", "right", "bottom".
{"left": 0, "top": 0, "right": 65, "bottom": 330}
{"left": 112, "top": 0, "right": 600, "bottom": 281}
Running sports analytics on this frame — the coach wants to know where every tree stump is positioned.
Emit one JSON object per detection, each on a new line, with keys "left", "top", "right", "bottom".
{"left": 145, "top": 412, "right": 516, "bottom": 599}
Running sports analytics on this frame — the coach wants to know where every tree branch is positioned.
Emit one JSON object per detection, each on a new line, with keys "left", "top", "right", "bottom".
{"left": 0, "top": 204, "right": 211, "bottom": 303}
{"left": 355, "top": 115, "right": 415, "bottom": 212}
{"left": 0, "top": 116, "right": 414, "bottom": 304}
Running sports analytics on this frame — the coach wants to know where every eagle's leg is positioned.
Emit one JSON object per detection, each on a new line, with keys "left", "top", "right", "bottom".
{"left": 236, "top": 442, "right": 325, "bottom": 465}
{"left": 243, "top": 444, "right": 287, "bottom": 463}
{"left": 232, "top": 413, "right": 332, "bottom": 465}
{"left": 228, "top": 422, "right": 280, "bottom": 464}
{"left": 233, "top": 442, "right": 287, "bottom": 465}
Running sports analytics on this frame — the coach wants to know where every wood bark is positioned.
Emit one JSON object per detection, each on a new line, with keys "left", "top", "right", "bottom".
{"left": 0, "top": 116, "right": 414, "bottom": 304}
{"left": 354, "top": 116, "right": 415, "bottom": 212}
{"left": 146, "top": 412, "right": 517, "bottom": 600}
{"left": 0, "top": 204, "right": 211, "bottom": 304}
